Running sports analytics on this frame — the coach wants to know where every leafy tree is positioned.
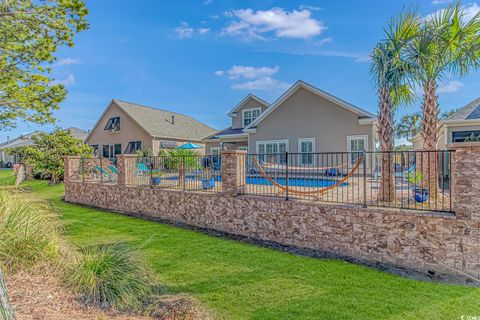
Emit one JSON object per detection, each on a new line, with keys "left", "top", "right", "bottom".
{"left": 0, "top": 0, "right": 88, "bottom": 129}
{"left": 404, "top": 3, "right": 480, "bottom": 151}
{"left": 370, "top": 8, "right": 420, "bottom": 202}
{"left": 395, "top": 112, "right": 421, "bottom": 141}
{"left": 10, "top": 129, "right": 92, "bottom": 184}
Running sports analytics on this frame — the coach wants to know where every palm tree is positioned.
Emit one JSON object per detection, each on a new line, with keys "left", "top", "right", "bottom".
{"left": 395, "top": 112, "right": 421, "bottom": 141}
{"left": 404, "top": 3, "right": 480, "bottom": 196}
{"left": 370, "top": 9, "right": 420, "bottom": 202}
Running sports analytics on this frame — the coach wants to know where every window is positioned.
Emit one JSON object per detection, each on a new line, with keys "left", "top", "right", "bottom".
{"left": 104, "top": 117, "right": 121, "bottom": 132}
{"left": 210, "top": 147, "right": 221, "bottom": 155}
{"left": 102, "top": 144, "right": 122, "bottom": 159}
{"left": 125, "top": 141, "right": 142, "bottom": 154}
{"left": 243, "top": 108, "right": 261, "bottom": 127}
{"left": 452, "top": 130, "right": 480, "bottom": 142}
{"left": 238, "top": 146, "right": 248, "bottom": 151}
{"left": 298, "top": 138, "right": 315, "bottom": 165}
{"left": 256, "top": 140, "right": 288, "bottom": 164}
{"left": 90, "top": 145, "right": 99, "bottom": 156}
{"left": 347, "top": 135, "right": 367, "bottom": 163}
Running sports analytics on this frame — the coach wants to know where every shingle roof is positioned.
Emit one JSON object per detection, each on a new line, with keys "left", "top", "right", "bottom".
{"left": 444, "top": 97, "right": 480, "bottom": 121}
{"left": 113, "top": 100, "right": 216, "bottom": 141}
{"left": 65, "top": 127, "right": 89, "bottom": 141}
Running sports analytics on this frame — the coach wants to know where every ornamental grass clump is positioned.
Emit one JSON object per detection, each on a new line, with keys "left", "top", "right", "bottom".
{"left": 0, "top": 190, "right": 60, "bottom": 273}
{"left": 68, "top": 243, "right": 153, "bottom": 311}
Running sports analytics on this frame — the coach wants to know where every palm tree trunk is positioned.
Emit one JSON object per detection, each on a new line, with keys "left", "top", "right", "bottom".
{"left": 421, "top": 80, "right": 440, "bottom": 201}
{"left": 378, "top": 87, "right": 396, "bottom": 203}
{"left": 0, "top": 269, "right": 16, "bottom": 320}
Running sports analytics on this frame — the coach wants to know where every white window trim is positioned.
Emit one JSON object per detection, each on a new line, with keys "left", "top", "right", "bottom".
{"left": 346, "top": 135, "right": 368, "bottom": 152}
{"left": 298, "top": 137, "right": 316, "bottom": 165}
{"left": 210, "top": 147, "right": 221, "bottom": 155}
{"left": 255, "top": 139, "right": 289, "bottom": 154}
{"left": 242, "top": 107, "right": 262, "bottom": 128}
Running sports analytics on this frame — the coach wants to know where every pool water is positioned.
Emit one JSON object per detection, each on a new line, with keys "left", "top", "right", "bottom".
{"left": 163, "top": 175, "right": 348, "bottom": 187}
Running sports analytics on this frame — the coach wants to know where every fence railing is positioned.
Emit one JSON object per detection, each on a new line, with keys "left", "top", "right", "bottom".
{"left": 124, "top": 155, "right": 221, "bottom": 192}
{"left": 71, "top": 150, "right": 454, "bottom": 212}
{"left": 240, "top": 150, "right": 453, "bottom": 212}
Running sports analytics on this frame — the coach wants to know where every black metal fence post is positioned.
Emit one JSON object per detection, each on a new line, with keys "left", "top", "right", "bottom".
{"left": 150, "top": 156, "right": 153, "bottom": 187}
{"left": 182, "top": 156, "right": 186, "bottom": 191}
{"left": 100, "top": 157, "right": 103, "bottom": 184}
{"left": 363, "top": 150, "right": 367, "bottom": 208}
{"left": 81, "top": 158, "right": 85, "bottom": 183}
{"left": 285, "top": 151, "right": 289, "bottom": 201}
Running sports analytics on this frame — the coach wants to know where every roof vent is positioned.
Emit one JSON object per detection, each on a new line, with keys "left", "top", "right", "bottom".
{"left": 171, "top": 115, "right": 175, "bottom": 124}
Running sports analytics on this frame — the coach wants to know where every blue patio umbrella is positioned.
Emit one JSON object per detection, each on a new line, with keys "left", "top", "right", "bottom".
{"left": 176, "top": 142, "right": 201, "bottom": 149}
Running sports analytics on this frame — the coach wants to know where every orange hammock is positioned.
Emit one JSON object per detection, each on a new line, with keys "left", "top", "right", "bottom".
{"left": 252, "top": 156, "right": 364, "bottom": 196}
{"left": 258, "top": 159, "right": 350, "bottom": 171}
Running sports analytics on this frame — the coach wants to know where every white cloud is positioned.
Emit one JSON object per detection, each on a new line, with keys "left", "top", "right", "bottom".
{"left": 198, "top": 27, "right": 210, "bottom": 34}
{"left": 437, "top": 80, "right": 463, "bottom": 93}
{"left": 216, "top": 65, "right": 288, "bottom": 91}
{"left": 203, "top": 0, "right": 213, "bottom": 4}
{"left": 317, "top": 37, "right": 333, "bottom": 45}
{"left": 426, "top": 2, "right": 480, "bottom": 23}
{"left": 431, "top": 0, "right": 449, "bottom": 4}
{"left": 231, "top": 77, "right": 290, "bottom": 91}
{"left": 54, "top": 57, "right": 79, "bottom": 67}
{"left": 226, "top": 65, "right": 280, "bottom": 79}
{"left": 175, "top": 22, "right": 194, "bottom": 38}
{"left": 52, "top": 73, "right": 76, "bottom": 87}
{"left": 299, "top": 4, "right": 322, "bottom": 11}
{"left": 464, "top": 3, "right": 480, "bottom": 21}
{"left": 222, "top": 7, "right": 326, "bottom": 40}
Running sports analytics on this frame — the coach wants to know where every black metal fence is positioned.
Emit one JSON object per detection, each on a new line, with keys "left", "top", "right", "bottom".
{"left": 240, "top": 150, "right": 453, "bottom": 213}
{"left": 76, "top": 157, "right": 118, "bottom": 184}
{"left": 125, "top": 155, "right": 221, "bottom": 192}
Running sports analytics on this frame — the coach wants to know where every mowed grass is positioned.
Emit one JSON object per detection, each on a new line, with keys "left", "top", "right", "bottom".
{"left": 2, "top": 170, "right": 479, "bottom": 319}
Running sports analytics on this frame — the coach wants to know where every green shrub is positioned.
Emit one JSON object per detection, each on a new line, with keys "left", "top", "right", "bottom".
{"left": 0, "top": 190, "right": 60, "bottom": 273}
{"left": 68, "top": 243, "right": 153, "bottom": 311}
{"left": 159, "top": 149, "right": 200, "bottom": 170}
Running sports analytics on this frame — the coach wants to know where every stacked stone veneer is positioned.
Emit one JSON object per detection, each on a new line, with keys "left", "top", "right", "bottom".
{"left": 64, "top": 145, "right": 480, "bottom": 280}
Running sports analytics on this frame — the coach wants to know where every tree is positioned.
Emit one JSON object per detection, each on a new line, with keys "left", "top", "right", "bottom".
{"left": 395, "top": 112, "right": 421, "bottom": 141}
{"left": 10, "top": 129, "right": 92, "bottom": 184}
{"left": 403, "top": 3, "right": 480, "bottom": 197}
{"left": 0, "top": 0, "right": 88, "bottom": 129}
{"left": 370, "top": 9, "right": 420, "bottom": 202}
{"left": 405, "top": 4, "right": 480, "bottom": 152}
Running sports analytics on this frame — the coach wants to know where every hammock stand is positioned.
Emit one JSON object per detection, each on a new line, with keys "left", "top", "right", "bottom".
{"left": 252, "top": 156, "right": 364, "bottom": 196}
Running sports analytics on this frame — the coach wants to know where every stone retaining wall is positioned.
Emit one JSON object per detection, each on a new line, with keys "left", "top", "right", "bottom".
{"left": 63, "top": 144, "right": 480, "bottom": 281}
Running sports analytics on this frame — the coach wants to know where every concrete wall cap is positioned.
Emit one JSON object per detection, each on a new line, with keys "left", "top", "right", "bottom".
{"left": 447, "top": 142, "right": 480, "bottom": 149}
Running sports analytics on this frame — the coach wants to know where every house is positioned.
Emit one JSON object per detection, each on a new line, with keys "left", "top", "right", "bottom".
{"left": 0, "top": 127, "right": 88, "bottom": 165}
{"left": 203, "top": 80, "right": 377, "bottom": 160}
{"left": 85, "top": 99, "right": 216, "bottom": 158}
{"left": 412, "top": 97, "right": 480, "bottom": 150}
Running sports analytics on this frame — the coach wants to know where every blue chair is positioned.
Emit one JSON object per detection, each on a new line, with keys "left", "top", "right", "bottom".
{"left": 107, "top": 165, "right": 118, "bottom": 174}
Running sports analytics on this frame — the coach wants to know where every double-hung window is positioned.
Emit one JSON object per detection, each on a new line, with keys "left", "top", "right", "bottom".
{"left": 243, "top": 108, "right": 261, "bottom": 127}
{"left": 298, "top": 138, "right": 315, "bottom": 165}
{"left": 347, "top": 135, "right": 367, "bottom": 163}
{"left": 256, "top": 140, "right": 288, "bottom": 164}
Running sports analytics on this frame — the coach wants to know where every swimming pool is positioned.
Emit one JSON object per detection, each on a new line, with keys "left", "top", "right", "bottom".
{"left": 163, "top": 175, "right": 348, "bottom": 187}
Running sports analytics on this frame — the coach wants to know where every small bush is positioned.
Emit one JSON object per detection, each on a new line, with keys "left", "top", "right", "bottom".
{"left": 68, "top": 243, "right": 153, "bottom": 311}
{"left": 0, "top": 190, "right": 60, "bottom": 273}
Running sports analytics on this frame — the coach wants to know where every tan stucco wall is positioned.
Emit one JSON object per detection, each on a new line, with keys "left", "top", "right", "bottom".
{"left": 86, "top": 102, "right": 153, "bottom": 154}
{"left": 412, "top": 129, "right": 446, "bottom": 150}
{"left": 231, "top": 98, "right": 269, "bottom": 129}
{"left": 249, "top": 88, "right": 374, "bottom": 153}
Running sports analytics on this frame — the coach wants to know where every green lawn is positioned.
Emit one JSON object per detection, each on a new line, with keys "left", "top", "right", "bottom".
{"left": 3, "top": 170, "right": 479, "bottom": 319}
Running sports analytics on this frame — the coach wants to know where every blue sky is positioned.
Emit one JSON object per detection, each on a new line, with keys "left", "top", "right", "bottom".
{"left": 2, "top": 0, "right": 480, "bottom": 143}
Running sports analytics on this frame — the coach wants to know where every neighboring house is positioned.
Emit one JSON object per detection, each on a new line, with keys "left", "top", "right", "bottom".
{"left": 412, "top": 97, "right": 480, "bottom": 150}
{"left": 203, "top": 80, "right": 377, "bottom": 162}
{"left": 0, "top": 127, "right": 87, "bottom": 165}
{"left": 86, "top": 99, "right": 216, "bottom": 158}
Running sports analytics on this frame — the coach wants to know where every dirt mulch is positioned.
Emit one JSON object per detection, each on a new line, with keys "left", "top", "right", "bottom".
{"left": 6, "top": 271, "right": 212, "bottom": 320}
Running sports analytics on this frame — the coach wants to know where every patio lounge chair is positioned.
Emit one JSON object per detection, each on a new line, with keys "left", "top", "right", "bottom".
{"left": 107, "top": 165, "right": 118, "bottom": 174}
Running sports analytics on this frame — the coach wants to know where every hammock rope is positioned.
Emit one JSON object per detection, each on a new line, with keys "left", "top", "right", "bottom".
{"left": 252, "top": 156, "right": 364, "bottom": 196}
{"left": 257, "top": 159, "right": 349, "bottom": 171}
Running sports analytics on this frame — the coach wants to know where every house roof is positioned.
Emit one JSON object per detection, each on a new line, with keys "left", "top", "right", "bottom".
{"left": 87, "top": 99, "right": 216, "bottom": 142}
{"left": 65, "top": 127, "right": 89, "bottom": 141}
{"left": 443, "top": 97, "right": 480, "bottom": 122}
{"left": 246, "top": 80, "right": 377, "bottom": 130}
{"left": 203, "top": 127, "right": 246, "bottom": 140}
{"left": 227, "top": 94, "right": 270, "bottom": 116}
{"left": 0, "top": 131, "right": 43, "bottom": 149}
